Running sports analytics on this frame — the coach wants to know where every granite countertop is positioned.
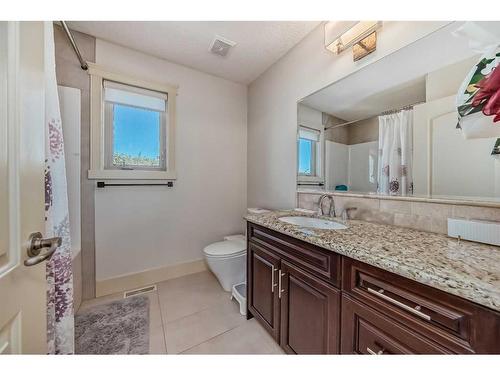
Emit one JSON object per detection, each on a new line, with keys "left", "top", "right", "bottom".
{"left": 245, "top": 210, "right": 500, "bottom": 312}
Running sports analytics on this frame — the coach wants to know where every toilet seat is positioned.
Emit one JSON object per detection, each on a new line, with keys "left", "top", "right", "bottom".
{"left": 203, "top": 235, "right": 247, "bottom": 292}
{"left": 203, "top": 239, "right": 246, "bottom": 258}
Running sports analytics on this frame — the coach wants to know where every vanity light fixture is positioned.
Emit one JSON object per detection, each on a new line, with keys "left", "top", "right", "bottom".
{"left": 324, "top": 21, "right": 382, "bottom": 60}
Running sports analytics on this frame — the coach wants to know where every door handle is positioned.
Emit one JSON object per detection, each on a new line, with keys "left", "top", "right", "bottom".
{"left": 271, "top": 265, "right": 278, "bottom": 292}
{"left": 24, "top": 232, "right": 61, "bottom": 267}
{"left": 367, "top": 347, "right": 385, "bottom": 355}
{"left": 278, "top": 270, "right": 285, "bottom": 299}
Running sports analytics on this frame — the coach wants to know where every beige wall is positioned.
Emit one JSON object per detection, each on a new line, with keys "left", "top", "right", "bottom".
{"left": 324, "top": 114, "right": 348, "bottom": 144}
{"left": 297, "top": 103, "right": 322, "bottom": 130}
{"left": 346, "top": 117, "right": 379, "bottom": 145}
{"left": 94, "top": 39, "right": 248, "bottom": 281}
{"left": 248, "top": 21, "right": 450, "bottom": 210}
{"left": 325, "top": 115, "right": 378, "bottom": 145}
{"left": 54, "top": 25, "right": 96, "bottom": 300}
{"left": 298, "top": 192, "right": 500, "bottom": 235}
{"left": 426, "top": 55, "right": 478, "bottom": 102}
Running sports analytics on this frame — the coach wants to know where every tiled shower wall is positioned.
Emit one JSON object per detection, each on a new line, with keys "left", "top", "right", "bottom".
{"left": 297, "top": 192, "right": 500, "bottom": 234}
{"left": 54, "top": 24, "right": 96, "bottom": 305}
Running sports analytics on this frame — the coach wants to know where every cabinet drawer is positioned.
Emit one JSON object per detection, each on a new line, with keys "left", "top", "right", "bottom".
{"left": 341, "top": 295, "right": 451, "bottom": 354}
{"left": 343, "top": 258, "right": 500, "bottom": 353}
{"left": 248, "top": 223, "right": 341, "bottom": 287}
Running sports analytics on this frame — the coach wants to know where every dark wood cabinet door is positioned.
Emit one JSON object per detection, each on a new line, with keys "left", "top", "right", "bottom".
{"left": 279, "top": 260, "right": 340, "bottom": 354}
{"left": 247, "top": 241, "right": 281, "bottom": 341}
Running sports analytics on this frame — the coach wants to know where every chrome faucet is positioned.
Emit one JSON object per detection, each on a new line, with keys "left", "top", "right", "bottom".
{"left": 317, "top": 194, "right": 335, "bottom": 217}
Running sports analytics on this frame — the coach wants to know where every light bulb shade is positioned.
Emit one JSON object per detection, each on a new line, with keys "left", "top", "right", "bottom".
{"left": 325, "top": 21, "right": 382, "bottom": 54}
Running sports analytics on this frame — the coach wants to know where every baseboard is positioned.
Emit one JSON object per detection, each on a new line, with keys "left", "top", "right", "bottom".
{"left": 95, "top": 259, "right": 208, "bottom": 297}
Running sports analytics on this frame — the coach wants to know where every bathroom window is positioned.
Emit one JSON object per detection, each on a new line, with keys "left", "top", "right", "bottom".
{"left": 298, "top": 137, "right": 316, "bottom": 175}
{"left": 88, "top": 64, "right": 177, "bottom": 180}
{"left": 103, "top": 81, "right": 167, "bottom": 171}
{"left": 298, "top": 126, "right": 320, "bottom": 177}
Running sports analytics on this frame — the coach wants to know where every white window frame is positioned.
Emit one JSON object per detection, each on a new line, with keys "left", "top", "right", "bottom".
{"left": 87, "top": 63, "right": 178, "bottom": 180}
{"left": 102, "top": 84, "right": 167, "bottom": 171}
{"left": 297, "top": 125, "right": 324, "bottom": 184}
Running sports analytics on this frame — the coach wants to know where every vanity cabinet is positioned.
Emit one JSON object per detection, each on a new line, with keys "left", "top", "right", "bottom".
{"left": 247, "top": 223, "right": 341, "bottom": 354}
{"left": 246, "top": 222, "right": 500, "bottom": 354}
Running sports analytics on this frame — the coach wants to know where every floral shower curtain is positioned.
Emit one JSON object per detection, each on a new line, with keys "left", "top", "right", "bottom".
{"left": 44, "top": 22, "right": 74, "bottom": 354}
{"left": 377, "top": 109, "right": 414, "bottom": 196}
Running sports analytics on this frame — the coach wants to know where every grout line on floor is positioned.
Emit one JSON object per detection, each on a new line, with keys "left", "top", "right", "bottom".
{"left": 161, "top": 297, "right": 244, "bottom": 354}
{"left": 176, "top": 321, "right": 250, "bottom": 354}
{"left": 156, "top": 290, "right": 169, "bottom": 354}
{"left": 160, "top": 293, "right": 233, "bottom": 325}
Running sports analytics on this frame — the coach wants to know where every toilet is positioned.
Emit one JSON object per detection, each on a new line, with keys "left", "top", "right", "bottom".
{"left": 203, "top": 234, "right": 247, "bottom": 292}
{"left": 203, "top": 208, "right": 270, "bottom": 292}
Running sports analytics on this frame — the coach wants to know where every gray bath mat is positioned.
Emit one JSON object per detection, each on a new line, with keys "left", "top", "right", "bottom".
{"left": 75, "top": 295, "right": 150, "bottom": 354}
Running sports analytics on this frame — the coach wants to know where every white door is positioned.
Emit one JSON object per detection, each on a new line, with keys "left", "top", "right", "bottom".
{"left": 413, "top": 96, "right": 457, "bottom": 195}
{"left": 0, "top": 21, "right": 49, "bottom": 354}
{"left": 413, "top": 95, "right": 500, "bottom": 199}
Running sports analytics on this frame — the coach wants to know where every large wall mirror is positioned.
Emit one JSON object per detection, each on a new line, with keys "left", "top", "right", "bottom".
{"left": 297, "top": 21, "right": 500, "bottom": 203}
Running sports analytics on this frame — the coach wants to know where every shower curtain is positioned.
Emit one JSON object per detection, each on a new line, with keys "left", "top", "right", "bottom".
{"left": 377, "top": 109, "right": 414, "bottom": 196}
{"left": 45, "top": 22, "right": 74, "bottom": 354}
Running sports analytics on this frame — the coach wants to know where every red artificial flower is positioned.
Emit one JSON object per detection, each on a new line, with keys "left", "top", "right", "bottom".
{"left": 472, "top": 66, "right": 500, "bottom": 122}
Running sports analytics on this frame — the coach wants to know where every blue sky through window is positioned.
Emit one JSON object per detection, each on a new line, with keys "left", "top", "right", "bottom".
{"left": 298, "top": 138, "right": 313, "bottom": 174}
{"left": 113, "top": 104, "right": 160, "bottom": 163}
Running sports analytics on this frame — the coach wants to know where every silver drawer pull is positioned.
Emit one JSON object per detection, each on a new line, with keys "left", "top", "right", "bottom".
{"left": 367, "top": 287, "right": 431, "bottom": 321}
{"left": 366, "top": 347, "right": 384, "bottom": 355}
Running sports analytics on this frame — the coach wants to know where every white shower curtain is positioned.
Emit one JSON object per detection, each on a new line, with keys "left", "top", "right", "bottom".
{"left": 377, "top": 109, "right": 414, "bottom": 196}
{"left": 44, "top": 22, "right": 74, "bottom": 354}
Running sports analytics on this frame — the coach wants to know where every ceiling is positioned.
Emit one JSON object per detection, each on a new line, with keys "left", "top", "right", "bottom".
{"left": 67, "top": 21, "right": 320, "bottom": 84}
{"left": 301, "top": 21, "right": 500, "bottom": 121}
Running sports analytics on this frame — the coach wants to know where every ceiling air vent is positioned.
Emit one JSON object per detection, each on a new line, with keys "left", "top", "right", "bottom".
{"left": 209, "top": 36, "right": 236, "bottom": 57}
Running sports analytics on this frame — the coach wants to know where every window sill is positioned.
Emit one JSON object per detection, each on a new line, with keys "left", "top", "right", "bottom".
{"left": 88, "top": 169, "right": 176, "bottom": 180}
{"left": 297, "top": 175, "right": 324, "bottom": 184}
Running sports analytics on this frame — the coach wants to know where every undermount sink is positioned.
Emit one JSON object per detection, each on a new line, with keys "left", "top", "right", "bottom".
{"left": 278, "top": 216, "right": 348, "bottom": 230}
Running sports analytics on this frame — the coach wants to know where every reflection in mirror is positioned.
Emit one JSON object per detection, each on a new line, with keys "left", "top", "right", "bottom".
{"left": 297, "top": 104, "right": 324, "bottom": 185}
{"left": 298, "top": 126, "right": 320, "bottom": 176}
{"left": 324, "top": 111, "right": 381, "bottom": 193}
{"left": 297, "top": 21, "right": 500, "bottom": 203}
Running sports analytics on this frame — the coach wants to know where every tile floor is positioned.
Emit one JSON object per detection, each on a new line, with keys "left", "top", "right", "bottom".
{"left": 78, "top": 271, "right": 284, "bottom": 354}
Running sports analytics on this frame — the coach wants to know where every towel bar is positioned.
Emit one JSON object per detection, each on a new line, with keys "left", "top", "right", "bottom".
{"left": 96, "top": 181, "right": 173, "bottom": 188}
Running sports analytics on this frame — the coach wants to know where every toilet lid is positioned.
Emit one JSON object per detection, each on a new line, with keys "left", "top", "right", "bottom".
{"left": 203, "top": 240, "right": 246, "bottom": 257}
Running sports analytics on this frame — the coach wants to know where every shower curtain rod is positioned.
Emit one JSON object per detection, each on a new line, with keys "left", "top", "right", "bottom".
{"left": 324, "top": 101, "right": 424, "bottom": 131}
{"left": 60, "top": 21, "right": 88, "bottom": 71}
